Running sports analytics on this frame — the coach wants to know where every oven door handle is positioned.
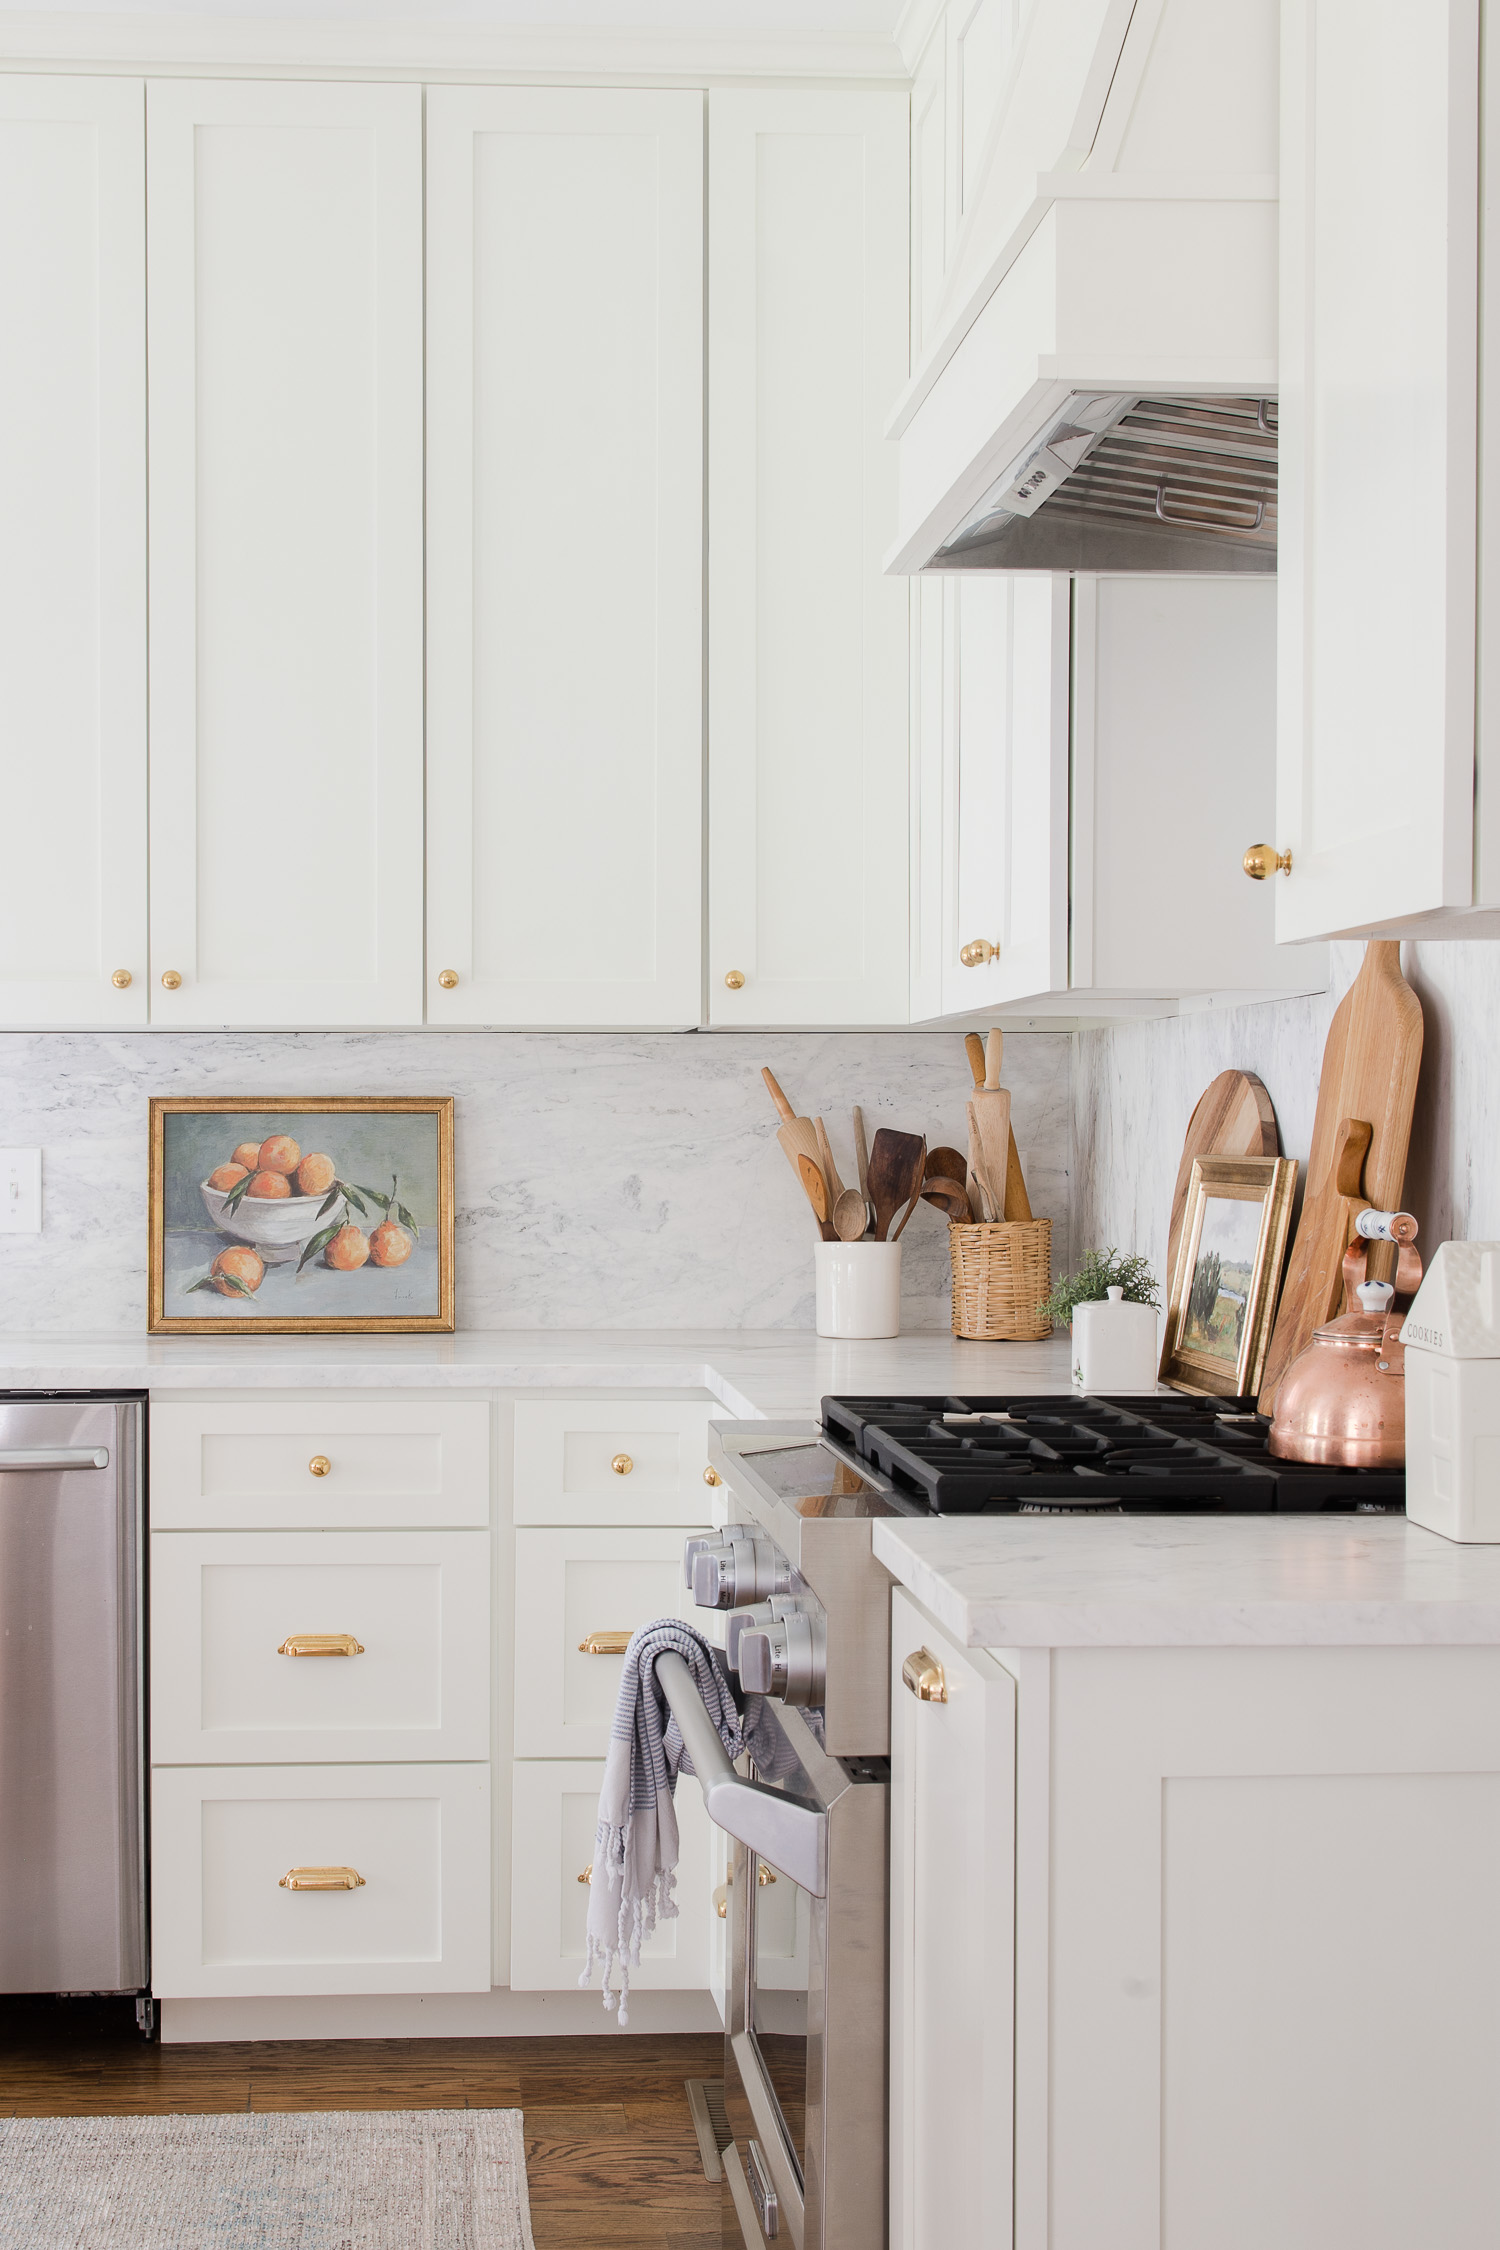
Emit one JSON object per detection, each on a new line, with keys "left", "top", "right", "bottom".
{"left": 655, "top": 1650, "right": 828, "bottom": 1897}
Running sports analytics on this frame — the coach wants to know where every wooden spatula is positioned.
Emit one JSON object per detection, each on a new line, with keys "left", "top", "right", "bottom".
{"left": 966, "top": 1101, "right": 1001, "bottom": 1223}
{"left": 763, "top": 1067, "right": 828, "bottom": 1199}
{"left": 966, "top": 1028, "right": 1030, "bottom": 1219}
{"left": 969, "top": 1030, "right": 1012, "bottom": 1220}
{"left": 796, "top": 1153, "right": 836, "bottom": 1241}
{"left": 889, "top": 1137, "right": 928, "bottom": 1243}
{"left": 867, "top": 1129, "right": 926, "bottom": 1242}
{"left": 815, "top": 1118, "right": 846, "bottom": 1204}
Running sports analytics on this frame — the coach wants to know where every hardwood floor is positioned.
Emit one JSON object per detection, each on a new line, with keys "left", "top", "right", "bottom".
{"left": 0, "top": 1998, "right": 723, "bottom": 2249}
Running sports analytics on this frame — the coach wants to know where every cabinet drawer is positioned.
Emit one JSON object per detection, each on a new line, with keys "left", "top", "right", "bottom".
{"left": 509, "top": 1758, "right": 712, "bottom": 1992}
{"left": 513, "top": 1526, "right": 707, "bottom": 1758}
{"left": 151, "top": 1531, "right": 489, "bottom": 1763}
{"left": 151, "top": 1763, "right": 491, "bottom": 1997}
{"left": 150, "top": 1402, "right": 490, "bottom": 1529}
{"left": 513, "top": 1401, "right": 717, "bottom": 1525}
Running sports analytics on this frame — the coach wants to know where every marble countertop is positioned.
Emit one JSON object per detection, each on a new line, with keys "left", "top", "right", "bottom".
{"left": 874, "top": 1514, "right": 1500, "bottom": 1648}
{"left": 0, "top": 1327, "right": 1075, "bottom": 1422}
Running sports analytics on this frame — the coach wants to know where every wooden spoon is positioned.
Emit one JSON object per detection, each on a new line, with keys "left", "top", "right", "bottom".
{"left": 927, "top": 1146, "right": 968, "bottom": 1187}
{"left": 868, "top": 1128, "right": 926, "bottom": 1242}
{"left": 889, "top": 1137, "right": 928, "bottom": 1243}
{"left": 832, "top": 1187, "right": 868, "bottom": 1241}
{"left": 922, "top": 1176, "right": 973, "bottom": 1223}
{"left": 796, "top": 1153, "right": 836, "bottom": 1240}
{"left": 852, "top": 1105, "right": 872, "bottom": 1226}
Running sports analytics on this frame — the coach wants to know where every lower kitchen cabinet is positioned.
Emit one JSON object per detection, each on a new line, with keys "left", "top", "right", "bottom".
{"left": 889, "top": 1588, "right": 1016, "bottom": 2250}
{"left": 150, "top": 1530, "right": 490, "bottom": 1764}
{"left": 513, "top": 1526, "right": 707, "bottom": 1759}
{"left": 509, "top": 1757, "right": 715, "bottom": 1993}
{"left": 910, "top": 572, "right": 1328, "bottom": 1019}
{"left": 151, "top": 1763, "right": 491, "bottom": 1997}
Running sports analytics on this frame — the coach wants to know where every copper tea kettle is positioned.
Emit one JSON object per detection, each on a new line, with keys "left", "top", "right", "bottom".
{"left": 1269, "top": 1213, "right": 1422, "bottom": 1469}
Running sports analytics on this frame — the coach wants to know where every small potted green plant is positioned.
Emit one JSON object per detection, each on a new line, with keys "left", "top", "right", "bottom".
{"left": 1039, "top": 1249, "right": 1161, "bottom": 1391}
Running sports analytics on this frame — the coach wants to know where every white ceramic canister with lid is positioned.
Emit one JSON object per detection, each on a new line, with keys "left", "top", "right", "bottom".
{"left": 1072, "top": 1285, "right": 1160, "bottom": 1392}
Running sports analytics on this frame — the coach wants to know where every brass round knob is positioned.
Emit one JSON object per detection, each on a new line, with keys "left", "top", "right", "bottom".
{"left": 111, "top": 968, "right": 133, "bottom": 990}
{"left": 577, "top": 1864, "right": 593, "bottom": 1885}
{"left": 610, "top": 1452, "right": 633, "bottom": 1477}
{"left": 437, "top": 969, "right": 459, "bottom": 990}
{"left": 959, "top": 939, "right": 998, "bottom": 967}
{"left": 703, "top": 1465, "right": 722, "bottom": 1487}
{"left": 308, "top": 1455, "right": 331, "bottom": 1478}
{"left": 1242, "top": 844, "right": 1292, "bottom": 880}
{"left": 724, "top": 970, "right": 746, "bottom": 990}
{"left": 160, "top": 969, "right": 183, "bottom": 990}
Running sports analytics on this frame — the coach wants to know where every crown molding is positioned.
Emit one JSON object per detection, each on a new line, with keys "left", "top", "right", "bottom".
{"left": 893, "top": 0, "right": 944, "bottom": 71}
{"left": 0, "top": 10, "right": 910, "bottom": 81}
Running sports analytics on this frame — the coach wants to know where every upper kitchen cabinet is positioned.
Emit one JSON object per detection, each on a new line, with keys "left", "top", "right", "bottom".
{"left": 426, "top": 88, "right": 704, "bottom": 1027}
{"left": 912, "top": 571, "right": 1328, "bottom": 1020}
{"left": 0, "top": 76, "right": 147, "bottom": 1028}
{"left": 708, "top": 87, "right": 911, "bottom": 1027}
{"left": 146, "top": 81, "right": 424, "bottom": 1027}
{"left": 1273, "top": 0, "right": 1496, "bottom": 941}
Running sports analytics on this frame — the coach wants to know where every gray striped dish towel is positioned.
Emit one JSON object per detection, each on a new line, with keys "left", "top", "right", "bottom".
{"left": 580, "top": 1617, "right": 744, "bottom": 2026}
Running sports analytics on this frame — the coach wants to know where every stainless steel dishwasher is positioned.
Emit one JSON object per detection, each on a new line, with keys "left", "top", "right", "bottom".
{"left": 0, "top": 1396, "right": 145, "bottom": 1998}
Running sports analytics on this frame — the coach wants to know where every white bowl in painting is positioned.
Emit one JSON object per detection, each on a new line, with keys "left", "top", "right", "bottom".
{"left": 199, "top": 1179, "right": 346, "bottom": 1264}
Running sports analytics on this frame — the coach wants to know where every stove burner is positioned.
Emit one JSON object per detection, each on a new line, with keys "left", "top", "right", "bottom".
{"left": 820, "top": 1393, "right": 1407, "bottom": 1518}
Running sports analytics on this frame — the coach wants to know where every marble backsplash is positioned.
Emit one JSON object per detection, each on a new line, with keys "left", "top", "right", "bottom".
{"left": 1072, "top": 938, "right": 1500, "bottom": 1293}
{"left": 0, "top": 1029, "right": 1071, "bottom": 1332}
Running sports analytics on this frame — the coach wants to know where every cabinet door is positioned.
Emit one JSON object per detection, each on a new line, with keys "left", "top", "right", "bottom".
{"left": 890, "top": 1589, "right": 1015, "bottom": 2250}
{"left": 1277, "top": 0, "right": 1479, "bottom": 938}
{"left": 1071, "top": 577, "right": 1326, "bottom": 997}
{"left": 708, "top": 87, "right": 910, "bottom": 1026}
{"left": 146, "top": 80, "right": 423, "bottom": 1026}
{"left": 510, "top": 1757, "right": 714, "bottom": 1991}
{"left": 0, "top": 76, "right": 146, "bottom": 1028}
{"left": 426, "top": 88, "right": 703, "bottom": 1028}
{"left": 911, "top": 575, "right": 1069, "bottom": 1019}
{"left": 512, "top": 1401, "right": 717, "bottom": 1528}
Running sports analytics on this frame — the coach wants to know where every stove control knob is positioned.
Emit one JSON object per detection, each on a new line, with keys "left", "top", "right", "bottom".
{"left": 683, "top": 1525, "right": 754, "bottom": 1593}
{"left": 691, "top": 1534, "right": 791, "bottom": 1611}
{"left": 736, "top": 1610, "right": 827, "bottom": 1706}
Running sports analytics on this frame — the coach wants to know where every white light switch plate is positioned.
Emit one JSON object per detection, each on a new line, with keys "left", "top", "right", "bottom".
{"left": 0, "top": 1150, "right": 42, "bottom": 1233}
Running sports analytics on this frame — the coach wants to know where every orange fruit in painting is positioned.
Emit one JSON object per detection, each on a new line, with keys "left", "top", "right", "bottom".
{"left": 324, "top": 1223, "right": 370, "bottom": 1271}
{"left": 257, "top": 1135, "right": 301, "bottom": 1175}
{"left": 210, "top": 1245, "right": 263, "bottom": 1296}
{"left": 295, "top": 1152, "right": 336, "bottom": 1198}
{"left": 369, "top": 1219, "right": 413, "bottom": 1268}
{"left": 247, "top": 1170, "right": 291, "bottom": 1199}
{"left": 207, "top": 1163, "right": 249, "bottom": 1193}
{"left": 231, "top": 1142, "right": 261, "bottom": 1173}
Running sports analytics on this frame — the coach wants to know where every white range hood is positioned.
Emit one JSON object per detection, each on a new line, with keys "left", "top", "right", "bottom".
{"left": 888, "top": 0, "right": 1278, "bottom": 575}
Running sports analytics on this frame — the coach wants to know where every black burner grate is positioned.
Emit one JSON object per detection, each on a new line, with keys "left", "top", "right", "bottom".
{"left": 819, "top": 1394, "right": 1406, "bottom": 1517}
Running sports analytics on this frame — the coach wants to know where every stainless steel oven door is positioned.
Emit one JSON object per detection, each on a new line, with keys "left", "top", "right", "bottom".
{"left": 717, "top": 1702, "right": 888, "bottom": 2250}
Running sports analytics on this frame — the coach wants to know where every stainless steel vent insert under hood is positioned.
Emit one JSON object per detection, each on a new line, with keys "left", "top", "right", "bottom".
{"left": 933, "top": 394, "right": 1278, "bottom": 574}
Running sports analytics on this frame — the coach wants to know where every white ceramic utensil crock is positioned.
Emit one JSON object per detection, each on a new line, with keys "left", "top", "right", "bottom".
{"left": 815, "top": 1241, "right": 902, "bottom": 1339}
{"left": 1072, "top": 1285, "right": 1159, "bottom": 1391}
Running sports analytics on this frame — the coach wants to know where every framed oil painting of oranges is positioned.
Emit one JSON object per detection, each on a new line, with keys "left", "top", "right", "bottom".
{"left": 148, "top": 1096, "right": 454, "bottom": 1333}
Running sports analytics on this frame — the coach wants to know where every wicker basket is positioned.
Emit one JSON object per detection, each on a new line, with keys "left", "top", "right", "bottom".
{"left": 949, "top": 1218, "right": 1053, "bottom": 1342}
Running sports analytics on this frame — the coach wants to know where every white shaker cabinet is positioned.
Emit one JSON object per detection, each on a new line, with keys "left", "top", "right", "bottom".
{"left": 913, "top": 572, "right": 1327, "bottom": 1018}
{"left": 0, "top": 76, "right": 147, "bottom": 1027}
{"left": 146, "top": 80, "right": 424, "bottom": 1026}
{"left": 1275, "top": 0, "right": 1492, "bottom": 940}
{"left": 425, "top": 88, "right": 704, "bottom": 1027}
{"left": 708, "top": 87, "right": 911, "bottom": 1027}
{"left": 889, "top": 1589, "right": 1015, "bottom": 2250}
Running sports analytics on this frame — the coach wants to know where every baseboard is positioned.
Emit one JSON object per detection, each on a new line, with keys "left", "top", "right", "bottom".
{"left": 159, "top": 1986, "right": 724, "bottom": 2043}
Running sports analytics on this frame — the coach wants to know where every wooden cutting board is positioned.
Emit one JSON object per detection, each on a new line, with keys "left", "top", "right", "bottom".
{"left": 1160, "top": 1070, "right": 1279, "bottom": 1377}
{"left": 1257, "top": 941, "right": 1424, "bottom": 1414}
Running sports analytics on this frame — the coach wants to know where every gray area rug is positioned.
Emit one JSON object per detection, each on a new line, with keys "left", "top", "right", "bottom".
{"left": 0, "top": 2109, "right": 535, "bottom": 2249}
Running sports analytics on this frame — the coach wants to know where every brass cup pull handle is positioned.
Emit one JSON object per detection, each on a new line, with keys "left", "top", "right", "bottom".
{"left": 901, "top": 1648, "right": 948, "bottom": 1704}
{"left": 578, "top": 1631, "right": 632, "bottom": 1656}
{"left": 278, "top": 1634, "right": 364, "bottom": 1658}
{"left": 1242, "top": 843, "right": 1292, "bottom": 880}
{"left": 610, "top": 1452, "right": 633, "bottom": 1476}
{"left": 308, "top": 1455, "right": 331, "bottom": 1477}
{"left": 279, "top": 1865, "right": 365, "bottom": 1891}
{"left": 703, "top": 1466, "right": 722, "bottom": 1488}
{"left": 959, "top": 938, "right": 998, "bottom": 967}
{"left": 578, "top": 1864, "right": 593, "bottom": 1886}
{"left": 714, "top": 1881, "right": 729, "bottom": 1919}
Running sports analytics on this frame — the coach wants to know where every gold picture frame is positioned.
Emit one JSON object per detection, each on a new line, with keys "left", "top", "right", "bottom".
{"left": 148, "top": 1096, "right": 455, "bottom": 1335}
{"left": 1160, "top": 1153, "right": 1297, "bottom": 1398}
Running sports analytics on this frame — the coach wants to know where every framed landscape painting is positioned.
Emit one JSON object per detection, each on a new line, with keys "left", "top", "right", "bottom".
{"left": 149, "top": 1097, "right": 454, "bottom": 1334}
{"left": 1160, "top": 1153, "right": 1297, "bottom": 1398}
